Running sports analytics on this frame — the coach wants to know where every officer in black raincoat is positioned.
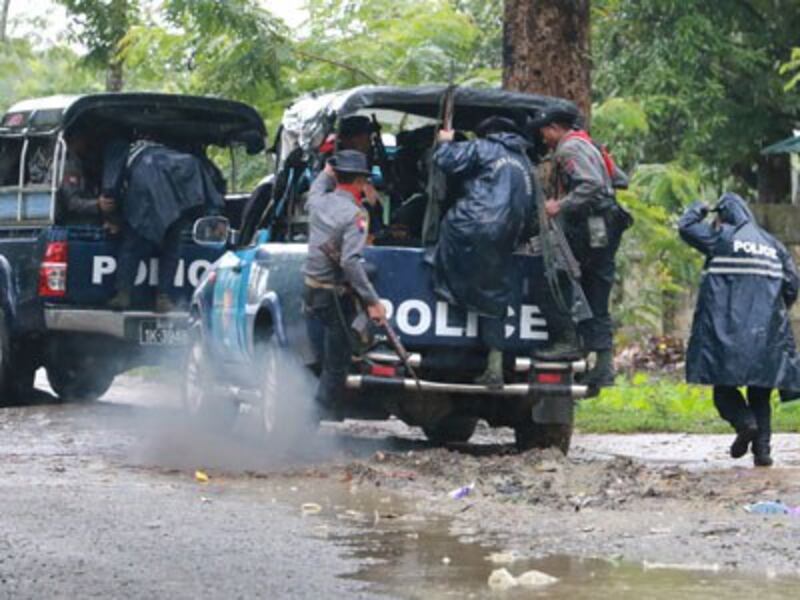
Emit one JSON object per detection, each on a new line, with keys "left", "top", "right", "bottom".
{"left": 431, "top": 116, "right": 535, "bottom": 388}
{"left": 679, "top": 192, "right": 800, "bottom": 467}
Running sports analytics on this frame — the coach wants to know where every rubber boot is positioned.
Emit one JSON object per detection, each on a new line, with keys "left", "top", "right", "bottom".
{"left": 533, "top": 326, "right": 582, "bottom": 362}
{"left": 730, "top": 419, "right": 758, "bottom": 459}
{"left": 750, "top": 389, "right": 773, "bottom": 467}
{"left": 155, "top": 293, "right": 177, "bottom": 314}
{"left": 108, "top": 290, "right": 131, "bottom": 311}
{"left": 475, "top": 348, "right": 504, "bottom": 390}
{"left": 583, "top": 349, "right": 615, "bottom": 387}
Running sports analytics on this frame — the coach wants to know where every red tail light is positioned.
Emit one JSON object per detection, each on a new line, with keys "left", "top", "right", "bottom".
{"left": 370, "top": 364, "right": 397, "bottom": 378}
{"left": 536, "top": 372, "right": 563, "bottom": 385}
{"left": 39, "top": 241, "right": 68, "bottom": 298}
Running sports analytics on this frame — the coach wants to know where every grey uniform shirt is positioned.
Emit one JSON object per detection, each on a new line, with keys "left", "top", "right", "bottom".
{"left": 61, "top": 152, "right": 100, "bottom": 217}
{"left": 554, "top": 134, "right": 615, "bottom": 216}
{"left": 304, "top": 171, "right": 379, "bottom": 305}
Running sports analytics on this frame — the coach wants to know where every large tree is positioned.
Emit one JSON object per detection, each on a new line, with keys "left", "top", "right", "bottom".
{"left": 502, "top": 0, "right": 592, "bottom": 119}
{"left": 1, "top": 0, "right": 10, "bottom": 42}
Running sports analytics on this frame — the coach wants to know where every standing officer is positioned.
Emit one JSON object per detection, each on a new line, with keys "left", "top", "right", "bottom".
{"left": 532, "top": 110, "right": 632, "bottom": 387}
{"left": 304, "top": 149, "right": 387, "bottom": 413}
{"left": 679, "top": 193, "right": 800, "bottom": 467}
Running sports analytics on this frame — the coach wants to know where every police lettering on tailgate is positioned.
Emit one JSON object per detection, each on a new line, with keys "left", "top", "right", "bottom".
{"left": 92, "top": 255, "right": 212, "bottom": 288}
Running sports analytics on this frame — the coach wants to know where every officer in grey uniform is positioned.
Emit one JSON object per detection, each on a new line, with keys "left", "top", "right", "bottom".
{"left": 59, "top": 130, "right": 116, "bottom": 226}
{"left": 304, "top": 149, "right": 387, "bottom": 412}
{"left": 533, "top": 109, "right": 632, "bottom": 386}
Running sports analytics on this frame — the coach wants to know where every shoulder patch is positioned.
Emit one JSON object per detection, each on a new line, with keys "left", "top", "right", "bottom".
{"left": 355, "top": 213, "right": 367, "bottom": 233}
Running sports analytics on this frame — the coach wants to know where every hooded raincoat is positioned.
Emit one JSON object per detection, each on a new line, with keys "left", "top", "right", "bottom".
{"left": 679, "top": 193, "right": 800, "bottom": 393}
{"left": 431, "top": 132, "right": 535, "bottom": 318}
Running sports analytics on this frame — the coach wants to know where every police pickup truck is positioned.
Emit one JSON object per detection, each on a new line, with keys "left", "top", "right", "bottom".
{"left": 0, "top": 93, "right": 266, "bottom": 401}
{"left": 186, "top": 85, "right": 589, "bottom": 453}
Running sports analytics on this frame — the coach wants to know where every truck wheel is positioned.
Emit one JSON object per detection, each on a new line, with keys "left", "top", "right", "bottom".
{"left": 182, "top": 334, "right": 238, "bottom": 430}
{"left": 258, "top": 339, "right": 316, "bottom": 446}
{"left": 514, "top": 422, "right": 573, "bottom": 455}
{"left": 423, "top": 416, "right": 478, "bottom": 445}
{"left": 46, "top": 362, "right": 115, "bottom": 402}
{"left": 0, "top": 309, "right": 10, "bottom": 401}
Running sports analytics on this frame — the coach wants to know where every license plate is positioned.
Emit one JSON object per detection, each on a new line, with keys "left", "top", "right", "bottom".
{"left": 139, "top": 320, "right": 189, "bottom": 346}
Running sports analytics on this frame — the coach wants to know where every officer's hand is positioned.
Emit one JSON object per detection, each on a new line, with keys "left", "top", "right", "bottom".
{"left": 363, "top": 183, "right": 380, "bottom": 206}
{"left": 437, "top": 129, "right": 455, "bottom": 143}
{"left": 545, "top": 199, "right": 561, "bottom": 218}
{"left": 324, "top": 161, "right": 336, "bottom": 178}
{"left": 98, "top": 195, "right": 116, "bottom": 214}
{"left": 367, "top": 301, "right": 387, "bottom": 325}
{"left": 103, "top": 221, "right": 120, "bottom": 236}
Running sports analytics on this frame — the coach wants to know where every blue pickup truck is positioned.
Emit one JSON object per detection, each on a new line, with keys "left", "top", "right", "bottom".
{"left": 185, "top": 85, "right": 589, "bottom": 453}
{"left": 0, "top": 93, "right": 266, "bottom": 401}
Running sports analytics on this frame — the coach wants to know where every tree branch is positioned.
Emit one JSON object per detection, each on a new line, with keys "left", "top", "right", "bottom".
{"left": 291, "top": 47, "right": 381, "bottom": 85}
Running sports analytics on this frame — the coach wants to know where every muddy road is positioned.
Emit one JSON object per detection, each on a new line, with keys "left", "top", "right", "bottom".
{"left": 2, "top": 373, "right": 800, "bottom": 598}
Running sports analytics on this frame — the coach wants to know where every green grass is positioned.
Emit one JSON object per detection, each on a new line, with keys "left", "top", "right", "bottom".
{"left": 575, "top": 372, "right": 800, "bottom": 433}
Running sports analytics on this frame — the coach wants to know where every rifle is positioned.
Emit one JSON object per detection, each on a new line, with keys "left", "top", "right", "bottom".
{"left": 421, "top": 84, "right": 456, "bottom": 246}
{"left": 534, "top": 174, "right": 593, "bottom": 323}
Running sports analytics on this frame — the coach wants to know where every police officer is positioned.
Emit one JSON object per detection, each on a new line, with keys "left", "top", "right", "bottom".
{"left": 432, "top": 116, "right": 535, "bottom": 389}
{"left": 532, "top": 110, "right": 631, "bottom": 387}
{"left": 60, "top": 129, "right": 116, "bottom": 226}
{"left": 304, "top": 150, "right": 387, "bottom": 412}
{"left": 679, "top": 193, "right": 800, "bottom": 467}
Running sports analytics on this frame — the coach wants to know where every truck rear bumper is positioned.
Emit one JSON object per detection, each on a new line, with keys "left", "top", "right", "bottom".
{"left": 346, "top": 375, "right": 588, "bottom": 400}
{"left": 44, "top": 307, "right": 189, "bottom": 343}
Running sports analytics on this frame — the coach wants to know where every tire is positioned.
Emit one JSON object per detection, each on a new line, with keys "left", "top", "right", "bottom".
{"left": 423, "top": 416, "right": 479, "bottom": 445}
{"left": 258, "top": 339, "right": 317, "bottom": 447}
{"left": 514, "top": 421, "right": 573, "bottom": 455}
{"left": 0, "top": 309, "right": 10, "bottom": 402}
{"left": 46, "top": 362, "right": 115, "bottom": 402}
{"left": 182, "top": 334, "right": 238, "bottom": 430}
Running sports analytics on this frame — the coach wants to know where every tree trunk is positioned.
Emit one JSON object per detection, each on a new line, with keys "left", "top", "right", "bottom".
{"left": 1, "top": 0, "right": 11, "bottom": 43}
{"left": 756, "top": 153, "right": 791, "bottom": 204}
{"left": 502, "top": 0, "right": 592, "bottom": 122}
{"left": 106, "top": 59, "right": 124, "bottom": 92}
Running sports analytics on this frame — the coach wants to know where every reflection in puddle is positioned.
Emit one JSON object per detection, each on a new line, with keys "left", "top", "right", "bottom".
{"left": 290, "top": 484, "right": 800, "bottom": 599}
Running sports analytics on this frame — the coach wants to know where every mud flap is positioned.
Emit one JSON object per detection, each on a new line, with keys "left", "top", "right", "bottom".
{"left": 531, "top": 395, "right": 574, "bottom": 425}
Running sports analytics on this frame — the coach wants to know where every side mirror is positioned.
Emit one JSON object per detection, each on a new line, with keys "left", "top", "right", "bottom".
{"left": 193, "top": 216, "right": 230, "bottom": 248}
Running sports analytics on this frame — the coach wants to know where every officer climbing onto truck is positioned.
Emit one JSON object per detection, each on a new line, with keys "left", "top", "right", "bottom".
{"left": 431, "top": 115, "right": 535, "bottom": 389}
{"left": 303, "top": 149, "right": 387, "bottom": 413}
{"left": 679, "top": 193, "right": 800, "bottom": 467}
{"left": 531, "top": 109, "right": 632, "bottom": 387}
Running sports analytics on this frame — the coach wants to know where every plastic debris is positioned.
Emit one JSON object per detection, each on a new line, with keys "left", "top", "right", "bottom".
{"left": 200, "top": 496, "right": 212, "bottom": 504}
{"left": 194, "top": 470, "right": 209, "bottom": 483}
{"left": 517, "top": 570, "right": 558, "bottom": 588}
{"left": 301, "top": 503, "right": 322, "bottom": 515}
{"left": 441, "top": 556, "right": 451, "bottom": 565}
{"left": 449, "top": 482, "right": 475, "bottom": 500}
{"left": 487, "top": 568, "right": 518, "bottom": 591}
{"left": 486, "top": 552, "right": 518, "bottom": 565}
{"left": 744, "top": 501, "right": 790, "bottom": 515}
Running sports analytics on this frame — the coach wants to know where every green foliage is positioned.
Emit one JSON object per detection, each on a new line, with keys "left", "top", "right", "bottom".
{"left": 577, "top": 373, "right": 800, "bottom": 433}
{"left": 592, "top": 97, "right": 649, "bottom": 169}
{"left": 593, "top": 0, "right": 800, "bottom": 189}
{"left": 780, "top": 47, "right": 800, "bottom": 91}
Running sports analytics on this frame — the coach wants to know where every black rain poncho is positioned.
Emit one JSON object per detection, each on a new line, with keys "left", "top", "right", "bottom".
{"left": 104, "top": 141, "right": 224, "bottom": 245}
{"left": 679, "top": 193, "right": 800, "bottom": 395}
{"left": 431, "top": 133, "right": 535, "bottom": 318}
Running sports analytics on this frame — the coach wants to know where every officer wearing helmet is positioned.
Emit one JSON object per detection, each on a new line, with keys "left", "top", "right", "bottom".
{"left": 531, "top": 108, "right": 632, "bottom": 387}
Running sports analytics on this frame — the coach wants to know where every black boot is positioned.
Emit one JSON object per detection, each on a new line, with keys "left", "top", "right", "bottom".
{"left": 730, "top": 420, "right": 757, "bottom": 459}
{"left": 534, "top": 326, "right": 582, "bottom": 362}
{"left": 749, "top": 388, "right": 773, "bottom": 467}
{"left": 583, "top": 349, "right": 615, "bottom": 387}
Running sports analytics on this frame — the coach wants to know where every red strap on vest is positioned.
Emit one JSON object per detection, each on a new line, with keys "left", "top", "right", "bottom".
{"left": 336, "top": 183, "right": 363, "bottom": 206}
{"left": 563, "top": 130, "right": 617, "bottom": 180}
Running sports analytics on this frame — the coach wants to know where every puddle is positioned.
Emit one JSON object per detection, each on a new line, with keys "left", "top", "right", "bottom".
{"left": 273, "top": 482, "right": 800, "bottom": 599}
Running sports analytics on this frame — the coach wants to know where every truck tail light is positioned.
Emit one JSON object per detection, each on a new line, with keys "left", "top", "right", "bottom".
{"left": 536, "top": 372, "right": 563, "bottom": 385}
{"left": 39, "top": 241, "right": 68, "bottom": 298}
{"left": 370, "top": 364, "right": 397, "bottom": 378}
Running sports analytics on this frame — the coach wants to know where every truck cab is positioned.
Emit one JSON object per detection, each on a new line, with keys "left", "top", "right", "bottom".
{"left": 0, "top": 93, "right": 266, "bottom": 401}
{"left": 186, "top": 85, "right": 588, "bottom": 453}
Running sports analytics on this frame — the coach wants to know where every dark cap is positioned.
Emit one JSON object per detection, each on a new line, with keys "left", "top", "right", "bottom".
{"left": 338, "top": 115, "right": 373, "bottom": 139}
{"left": 328, "top": 149, "right": 371, "bottom": 176}
{"left": 475, "top": 115, "right": 524, "bottom": 137}
{"left": 530, "top": 107, "right": 581, "bottom": 131}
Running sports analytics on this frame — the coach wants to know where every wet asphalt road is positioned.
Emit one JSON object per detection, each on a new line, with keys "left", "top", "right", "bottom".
{"left": 0, "top": 374, "right": 382, "bottom": 600}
